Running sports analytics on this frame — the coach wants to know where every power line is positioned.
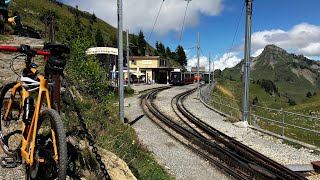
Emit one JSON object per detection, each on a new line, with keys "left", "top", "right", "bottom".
{"left": 178, "top": 0, "right": 191, "bottom": 45}
{"left": 147, "top": 0, "right": 165, "bottom": 43}
{"left": 185, "top": 45, "right": 197, "bottom": 50}
{"left": 229, "top": 1, "right": 245, "bottom": 52}
{"left": 200, "top": 48, "right": 205, "bottom": 57}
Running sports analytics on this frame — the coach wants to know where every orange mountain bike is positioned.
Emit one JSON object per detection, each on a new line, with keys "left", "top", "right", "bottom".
{"left": 0, "top": 44, "right": 69, "bottom": 179}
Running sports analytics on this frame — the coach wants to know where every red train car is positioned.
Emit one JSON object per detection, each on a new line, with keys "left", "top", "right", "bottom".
{"left": 170, "top": 71, "right": 195, "bottom": 85}
{"left": 194, "top": 75, "right": 203, "bottom": 82}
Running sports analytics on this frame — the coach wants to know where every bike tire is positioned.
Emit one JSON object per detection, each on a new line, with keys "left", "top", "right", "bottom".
{"left": 0, "top": 82, "right": 22, "bottom": 156}
{"left": 26, "top": 109, "right": 67, "bottom": 180}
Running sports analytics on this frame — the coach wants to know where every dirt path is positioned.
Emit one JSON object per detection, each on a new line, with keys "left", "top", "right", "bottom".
{"left": 0, "top": 35, "right": 44, "bottom": 179}
{"left": 0, "top": 35, "right": 44, "bottom": 86}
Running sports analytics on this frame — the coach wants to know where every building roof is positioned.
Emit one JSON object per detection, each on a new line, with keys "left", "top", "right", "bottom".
{"left": 191, "top": 67, "right": 206, "bottom": 72}
{"left": 129, "top": 56, "right": 161, "bottom": 60}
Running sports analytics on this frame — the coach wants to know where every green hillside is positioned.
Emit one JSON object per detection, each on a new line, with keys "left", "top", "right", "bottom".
{"left": 0, "top": 1, "right": 174, "bottom": 179}
{"left": 286, "top": 92, "right": 320, "bottom": 115}
{"left": 222, "top": 44, "right": 320, "bottom": 104}
{"left": 10, "top": 0, "right": 117, "bottom": 42}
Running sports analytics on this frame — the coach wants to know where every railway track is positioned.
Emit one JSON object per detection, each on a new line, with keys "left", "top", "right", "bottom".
{"left": 141, "top": 86, "right": 307, "bottom": 180}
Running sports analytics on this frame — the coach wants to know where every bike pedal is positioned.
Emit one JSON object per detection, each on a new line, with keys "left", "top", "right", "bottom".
{"left": 4, "top": 121, "right": 11, "bottom": 127}
{"left": 0, "top": 156, "right": 19, "bottom": 168}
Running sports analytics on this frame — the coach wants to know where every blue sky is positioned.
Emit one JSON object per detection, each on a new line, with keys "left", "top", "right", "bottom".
{"left": 61, "top": 0, "right": 320, "bottom": 70}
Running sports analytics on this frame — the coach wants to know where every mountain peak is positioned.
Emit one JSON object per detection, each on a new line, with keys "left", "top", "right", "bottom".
{"left": 263, "top": 44, "right": 286, "bottom": 53}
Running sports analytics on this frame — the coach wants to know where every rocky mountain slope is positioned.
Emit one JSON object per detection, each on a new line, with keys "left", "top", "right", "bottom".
{"left": 222, "top": 44, "right": 320, "bottom": 102}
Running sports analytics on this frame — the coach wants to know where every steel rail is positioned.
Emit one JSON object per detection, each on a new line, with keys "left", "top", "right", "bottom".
{"left": 142, "top": 87, "right": 252, "bottom": 179}
{"left": 177, "top": 89, "right": 307, "bottom": 180}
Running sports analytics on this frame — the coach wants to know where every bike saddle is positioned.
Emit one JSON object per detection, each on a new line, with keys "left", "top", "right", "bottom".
{"left": 43, "top": 43, "right": 70, "bottom": 55}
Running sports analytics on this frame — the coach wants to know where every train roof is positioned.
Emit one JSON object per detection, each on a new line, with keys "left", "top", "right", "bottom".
{"left": 171, "top": 71, "right": 192, "bottom": 73}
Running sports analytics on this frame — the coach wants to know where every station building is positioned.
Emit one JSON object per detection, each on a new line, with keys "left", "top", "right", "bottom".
{"left": 126, "top": 56, "right": 175, "bottom": 84}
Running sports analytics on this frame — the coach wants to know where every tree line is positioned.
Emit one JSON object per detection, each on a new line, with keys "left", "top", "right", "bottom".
{"left": 96, "top": 29, "right": 188, "bottom": 67}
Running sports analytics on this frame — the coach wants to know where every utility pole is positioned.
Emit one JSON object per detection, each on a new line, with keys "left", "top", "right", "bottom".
{"left": 242, "top": 0, "right": 253, "bottom": 124}
{"left": 208, "top": 52, "right": 211, "bottom": 83}
{"left": 126, "top": 29, "right": 130, "bottom": 87}
{"left": 47, "top": 14, "right": 60, "bottom": 112}
{"left": 212, "top": 57, "right": 214, "bottom": 82}
{"left": 117, "top": 0, "right": 124, "bottom": 122}
{"left": 197, "top": 32, "right": 200, "bottom": 96}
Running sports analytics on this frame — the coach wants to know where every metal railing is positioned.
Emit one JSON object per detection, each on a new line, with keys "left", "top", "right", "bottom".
{"left": 199, "top": 83, "right": 242, "bottom": 119}
{"left": 199, "top": 84, "right": 320, "bottom": 147}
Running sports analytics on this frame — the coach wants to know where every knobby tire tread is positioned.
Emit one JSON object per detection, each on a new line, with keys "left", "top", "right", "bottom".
{"left": 38, "top": 109, "right": 68, "bottom": 180}
{"left": 0, "top": 82, "right": 20, "bottom": 156}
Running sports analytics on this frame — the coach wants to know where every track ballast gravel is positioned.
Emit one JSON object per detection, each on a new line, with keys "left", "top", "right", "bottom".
{"left": 125, "top": 84, "right": 232, "bottom": 180}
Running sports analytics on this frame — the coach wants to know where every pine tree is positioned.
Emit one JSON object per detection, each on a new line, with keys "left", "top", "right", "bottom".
{"left": 130, "top": 36, "right": 139, "bottom": 56}
{"left": 155, "top": 41, "right": 159, "bottom": 51}
{"left": 165, "top": 47, "right": 171, "bottom": 58}
{"left": 288, "top": 98, "right": 297, "bottom": 106}
{"left": 158, "top": 42, "right": 165, "bottom": 56}
{"left": 175, "top": 45, "right": 187, "bottom": 66}
{"left": 107, "top": 35, "right": 117, "bottom": 48}
{"left": 306, "top": 91, "right": 312, "bottom": 98}
{"left": 170, "top": 51, "right": 177, "bottom": 61}
{"left": 138, "top": 30, "right": 146, "bottom": 56}
{"left": 91, "top": 13, "right": 97, "bottom": 22}
{"left": 95, "top": 29, "right": 105, "bottom": 47}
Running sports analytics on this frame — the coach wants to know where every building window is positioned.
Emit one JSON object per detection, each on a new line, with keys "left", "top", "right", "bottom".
{"left": 160, "top": 59, "right": 166, "bottom": 66}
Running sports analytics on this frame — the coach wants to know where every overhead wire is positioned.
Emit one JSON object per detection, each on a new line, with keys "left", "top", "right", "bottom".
{"left": 229, "top": 1, "right": 246, "bottom": 53}
{"left": 178, "top": 0, "right": 191, "bottom": 45}
{"left": 147, "top": 0, "right": 165, "bottom": 43}
{"left": 200, "top": 48, "right": 205, "bottom": 57}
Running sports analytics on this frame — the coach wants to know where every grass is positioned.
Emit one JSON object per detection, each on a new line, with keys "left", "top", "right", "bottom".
{"left": 60, "top": 88, "right": 173, "bottom": 179}
{"left": 1, "top": 0, "right": 173, "bottom": 178}
{"left": 213, "top": 78, "right": 320, "bottom": 147}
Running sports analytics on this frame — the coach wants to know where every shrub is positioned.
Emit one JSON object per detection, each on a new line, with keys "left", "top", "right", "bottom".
{"left": 306, "top": 91, "right": 312, "bottom": 98}
{"left": 288, "top": 98, "right": 296, "bottom": 106}
{"left": 124, "top": 87, "right": 134, "bottom": 94}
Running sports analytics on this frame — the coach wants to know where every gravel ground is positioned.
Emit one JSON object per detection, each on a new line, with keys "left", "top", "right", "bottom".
{"left": 125, "top": 84, "right": 233, "bottom": 180}
{"left": 184, "top": 91, "right": 320, "bottom": 179}
{"left": 0, "top": 36, "right": 44, "bottom": 179}
{"left": 0, "top": 149, "right": 25, "bottom": 179}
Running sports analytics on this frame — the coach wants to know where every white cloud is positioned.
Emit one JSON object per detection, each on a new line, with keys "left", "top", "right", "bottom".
{"left": 186, "top": 56, "right": 209, "bottom": 72}
{"left": 247, "top": 23, "right": 320, "bottom": 56}
{"left": 186, "top": 52, "right": 241, "bottom": 71}
{"left": 63, "top": 0, "right": 224, "bottom": 35}
{"left": 297, "top": 43, "right": 320, "bottom": 56}
{"left": 252, "top": 48, "right": 263, "bottom": 57}
{"left": 213, "top": 52, "right": 241, "bottom": 70}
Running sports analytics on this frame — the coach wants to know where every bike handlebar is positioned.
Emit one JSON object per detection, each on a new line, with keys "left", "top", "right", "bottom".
{"left": 0, "top": 45, "right": 51, "bottom": 56}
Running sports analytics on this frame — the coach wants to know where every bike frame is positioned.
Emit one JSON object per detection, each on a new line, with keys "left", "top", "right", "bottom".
{"left": 1, "top": 47, "right": 58, "bottom": 166}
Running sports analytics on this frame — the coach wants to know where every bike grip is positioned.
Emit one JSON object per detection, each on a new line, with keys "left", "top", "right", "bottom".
{"left": 36, "top": 50, "right": 50, "bottom": 56}
{"left": 0, "top": 46, "right": 19, "bottom": 52}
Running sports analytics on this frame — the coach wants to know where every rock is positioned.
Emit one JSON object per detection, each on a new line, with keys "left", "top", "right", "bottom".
{"left": 68, "top": 136, "right": 137, "bottom": 180}
{"left": 98, "top": 148, "right": 137, "bottom": 180}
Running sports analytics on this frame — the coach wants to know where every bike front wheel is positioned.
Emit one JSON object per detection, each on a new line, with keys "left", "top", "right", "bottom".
{"left": 26, "top": 109, "right": 67, "bottom": 180}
